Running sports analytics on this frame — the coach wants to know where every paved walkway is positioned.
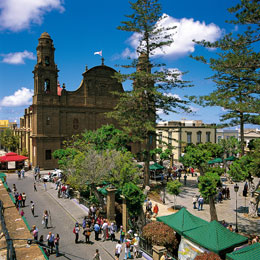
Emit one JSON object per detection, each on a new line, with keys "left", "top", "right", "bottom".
{"left": 149, "top": 175, "right": 260, "bottom": 236}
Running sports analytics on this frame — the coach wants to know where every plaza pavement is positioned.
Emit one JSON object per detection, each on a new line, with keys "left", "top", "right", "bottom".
{"left": 150, "top": 174, "right": 260, "bottom": 236}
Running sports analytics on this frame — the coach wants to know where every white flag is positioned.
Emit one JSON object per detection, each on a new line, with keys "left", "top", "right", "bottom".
{"left": 94, "top": 50, "right": 102, "bottom": 56}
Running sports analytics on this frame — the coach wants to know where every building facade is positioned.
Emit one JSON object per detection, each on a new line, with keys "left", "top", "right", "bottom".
{"left": 156, "top": 120, "right": 217, "bottom": 162}
{"left": 15, "top": 32, "right": 123, "bottom": 169}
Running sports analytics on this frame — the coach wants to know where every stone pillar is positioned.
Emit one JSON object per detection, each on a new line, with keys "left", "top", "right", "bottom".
{"left": 152, "top": 246, "right": 167, "bottom": 260}
{"left": 121, "top": 195, "right": 128, "bottom": 231}
{"left": 106, "top": 188, "right": 116, "bottom": 222}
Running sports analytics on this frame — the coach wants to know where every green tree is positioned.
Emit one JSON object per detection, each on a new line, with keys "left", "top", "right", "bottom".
{"left": 122, "top": 182, "right": 145, "bottom": 217}
{"left": 191, "top": 0, "right": 260, "bottom": 155}
{"left": 166, "top": 180, "right": 182, "bottom": 209}
{"left": 108, "top": 0, "right": 191, "bottom": 187}
{"left": 0, "top": 129, "right": 19, "bottom": 152}
{"left": 198, "top": 172, "right": 220, "bottom": 221}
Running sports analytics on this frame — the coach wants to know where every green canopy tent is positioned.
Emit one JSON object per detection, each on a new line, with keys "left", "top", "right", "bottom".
{"left": 208, "top": 158, "right": 223, "bottom": 164}
{"left": 226, "top": 243, "right": 260, "bottom": 260}
{"left": 157, "top": 208, "right": 208, "bottom": 235}
{"left": 183, "top": 220, "right": 248, "bottom": 255}
{"left": 149, "top": 163, "right": 165, "bottom": 170}
{"left": 137, "top": 164, "right": 143, "bottom": 168}
{"left": 224, "top": 156, "right": 237, "bottom": 161}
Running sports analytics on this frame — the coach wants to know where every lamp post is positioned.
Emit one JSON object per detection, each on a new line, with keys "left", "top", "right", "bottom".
{"left": 234, "top": 183, "right": 239, "bottom": 233}
{"left": 161, "top": 178, "right": 167, "bottom": 204}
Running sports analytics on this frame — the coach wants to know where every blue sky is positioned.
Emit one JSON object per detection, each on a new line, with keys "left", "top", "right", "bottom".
{"left": 0, "top": 0, "right": 249, "bottom": 127}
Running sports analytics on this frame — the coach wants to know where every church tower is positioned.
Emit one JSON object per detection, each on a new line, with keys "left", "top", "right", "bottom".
{"left": 33, "top": 32, "right": 59, "bottom": 98}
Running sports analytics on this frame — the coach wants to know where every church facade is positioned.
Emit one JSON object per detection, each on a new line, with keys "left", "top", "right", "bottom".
{"left": 15, "top": 32, "right": 123, "bottom": 169}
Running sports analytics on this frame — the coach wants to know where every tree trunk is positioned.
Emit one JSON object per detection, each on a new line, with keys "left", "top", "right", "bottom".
{"left": 143, "top": 138, "right": 151, "bottom": 187}
{"left": 91, "top": 185, "right": 104, "bottom": 209}
{"left": 240, "top": 112, "right": 245, "bottom": 156}
{"left": 208, "top": 195, "right": 218, "bottom": 221}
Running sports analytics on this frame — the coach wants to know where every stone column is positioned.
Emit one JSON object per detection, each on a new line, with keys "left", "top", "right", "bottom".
{"left": 106, "top": 188, "right": 116, "bottom": 222}
{"left": 121, "top": 195, "right": 128, "bottom": 231}
{"left": 152, "top": 246, "right": 167, "bottom": 260}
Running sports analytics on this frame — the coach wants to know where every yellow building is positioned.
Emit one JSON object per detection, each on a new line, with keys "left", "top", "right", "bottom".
{"left": 156, "top": 120, "right": 217, "bottom": 162}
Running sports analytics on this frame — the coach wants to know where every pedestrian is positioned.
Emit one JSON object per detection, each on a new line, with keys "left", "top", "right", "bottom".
{"left": 83, "top": 224, "right": 91, "bottom": 243}
{"left": 115, "top": 240, "right": 122, "bottom": 260}
{"left": 226, "top": 187, "right": 230, "bottom": 199}
{"left": 43, "top": 210, "right": 49, "bottom": 229}
{"left": 192, "top": 196, "right": 197, "bottom": 209}
{"left": 218, "top": 190, "right": 222, "bottom": 203}
{"left": 43, "top": 179, "right": 47, "bottom": 191}
{"left": 31, "top": 225, "right": 38, "bottom": 240}
{"left": 198, "top": 196, "right": 204, "bottom": 211}
{"left": 31, "top": 201, "right": 35, "bottom": 216}
{"left": 22, "top": 192, "right": 26, "bottom": 207}
{"left": 184, "top": 174, "right": 187, "bottom": 185}
{"left": 20, "top": 209, "right": 24, "bottom": 217}
{"left": 12, "top": 184, "right": 17, "bottom": 193}
{"left": 190, "top": 167, "right": 194, "bottom": 177}
{"left": 132, "top": 233, "right": 140, "bottom": 258}
{"left": 252, "top": 235, "right": 259, "bottom": 244}
{"left": 82, "top": 216, "right": 87, "bottom": 229}
{"left": 153, "top": 203, "right": 159, "bottom": 217}
{"left": 93, "top": 249, "right": 102, "bottom": 260}
{"left": 160, "top": 251, "right": 168, "bottom": 260}
{"left": 243, "top": 182, "right": 248, "bottom": 197}
{"left": 102, "top": 220, "right": 108, "bottom": 241}
{"left": 94, "top": 222, "right": 100, "bottom": 241}
{"left": 21, "top": 168, "right": 25, "bottom": 178}
{"left": 124, "top": 235, "right": 131, "bottom": 260}
{"left": 109, "top": 222, "right": 116, "bottom": 242}
{"left": 14, "top": 192, "right": 19, "bottom": 207}
{"left": 46, "top": 231, "right": 55, "bottom": 254}
{"left": 18, "top": 193, "right": 23, "bottom": 208}
{"left": 73, "top": 222, "right": 80, "bottom": 243}
{"left": 18, "top": 170, "right": 21, "bottom": 179}
{"left": 54, "top": 234, "right": 60, "bottom": 257}
{"left": 120, "top": 226, "right": 125, "bottom": 243}
{"left": 227, "top": 224, "right": 233, "bottom": 232}
{"left": 34, "top": 182, "right": 37, "bottom": 192}
{"left": 146, "top": 199, "right": 152, "bottom": 214}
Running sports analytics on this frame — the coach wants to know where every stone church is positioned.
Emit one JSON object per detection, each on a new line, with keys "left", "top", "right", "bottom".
{"left": 16, "top": 32, "right": 124, "bottom": 169}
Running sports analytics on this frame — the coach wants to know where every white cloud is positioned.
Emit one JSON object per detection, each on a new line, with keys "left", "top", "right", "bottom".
{"left": 0, "top": 0, "right": 64, "bottom": 31}
{"left": 1, "top": 50, "right": 36, "bottom": 64}
{"left": 0, "top": 88, "right": 34, "bottom": 107}
{"left": 163, "top": 93, "right": 181, "bottom": 100}
{"left": 122, "top": 13, "right": 222, "bottom": 58}
{"left": 156, "top": 108, "right": 164, "bottom": 115}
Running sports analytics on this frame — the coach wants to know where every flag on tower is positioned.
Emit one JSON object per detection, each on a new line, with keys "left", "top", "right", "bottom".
{"left": 94, "top": 50, "right": 102, "bottom": 56}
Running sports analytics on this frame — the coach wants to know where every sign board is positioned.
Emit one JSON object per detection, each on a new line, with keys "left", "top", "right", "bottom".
{"left": 178, "top": 237, "right": 208, "bottom": 260}
{"left": 8, "top": 161, "right": 16, "bottom": 169}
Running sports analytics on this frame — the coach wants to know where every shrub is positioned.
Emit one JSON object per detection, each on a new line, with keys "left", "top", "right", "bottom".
{"left": 142, "top": 221, "right": 178, "bottom": 250}
{"left": 195, "top": 252, "right": 221, "bottom": 260}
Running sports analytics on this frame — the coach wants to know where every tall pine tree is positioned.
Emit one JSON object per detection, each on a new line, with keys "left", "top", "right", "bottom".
{"left": 109, "top": 0, "right": 191, "bottom": 186}
{"left": 191, "top": 0, "right": 260, "bottom": 155}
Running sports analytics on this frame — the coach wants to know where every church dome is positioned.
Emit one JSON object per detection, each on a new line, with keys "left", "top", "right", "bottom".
{"left": 40, "top": 32, "right": 51, "bottom": 39}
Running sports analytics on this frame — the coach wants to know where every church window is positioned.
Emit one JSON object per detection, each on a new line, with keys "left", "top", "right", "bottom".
{"left": 45, "top": 150, "right": 52, "bottom": 160}
{"left": 45, "top": 56, "right": 50, "bottom": 66}
{"left": 44, "top": 79, "right": 50, "bottom": 93}
{"left": 73, "top": 118, "right": 79, "bottom": 130}
{"left": 46, "top": 117, "right": 50, "bottom": 125}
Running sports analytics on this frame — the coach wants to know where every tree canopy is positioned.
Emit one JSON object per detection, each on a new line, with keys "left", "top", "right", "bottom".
{"left": 0, "top": 128, "right": 19, "bottom": 152}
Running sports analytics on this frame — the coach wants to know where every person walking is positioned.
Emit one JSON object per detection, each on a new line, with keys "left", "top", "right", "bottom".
{"left": 93, "top": 249, "right": 102, "bottom": 260}
{"left": 94, "top": 222, "right": 100, "bottom": 241}
{"left": 18, "top": 193, "right": 23, "bottom": 208}
{"left": 22, "top": 192, "right": 26, "bottom": 207}
{"left": 73, "top": 222, "right": 80, "bottom": 243}
{"left": 198, "top": 196, "right": 204, "bottom": 211}
{"left": 153, "top": 203, "right": 159, "bottom": 217}
{"left": 115, "top": 241, "right": 122, "bottom": 260}
{"left": 31, "top": 201, "right": 35, "bottom": 216}
{"left": 83, "top": 225, "right": 91, "bottom": 243}
{"left": 109, "top": 222, "right": 116, "bottom": 242}
{"left": 43, "top": 210, "right": 49, "bottom": 229}
{"left": 21, "top": 168, "right": 25, "bottom": 178}
{"left": 31, "top": 225, "right": 38, "bottom": 240}
{"left": 34, "top": 182, "right": 37, "bottom": 192}
{"left": 54, "top": 234, "right": 60, "bottom": 257}
{"left": 119, "top": 226, "right": 125, "bottom": 243}
{"left": 101, "top": 220, "right": 108, "bottom": 242}
{"left": 124, "top": 236, "right": 131, "bottom": 260}
{"left": 226, "top": 187, "right": 230, "bottom": 199}
{"left": 193, "top": 196, "right": 197, "bottom": 209}
{"left": 132, "top": 234, "right": 140, "bottom": 258}
{"left": 46, "top": 232, "right": 55, "bottom": 254}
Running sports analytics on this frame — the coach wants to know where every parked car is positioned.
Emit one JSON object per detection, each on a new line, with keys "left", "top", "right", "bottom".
{"left": 41, "top": 169, "right": 63, "bottom": 182}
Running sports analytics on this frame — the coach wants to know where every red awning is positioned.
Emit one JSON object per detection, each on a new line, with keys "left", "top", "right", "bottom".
{"left": 0, "top": 152, "right": 28, "bottom": 162}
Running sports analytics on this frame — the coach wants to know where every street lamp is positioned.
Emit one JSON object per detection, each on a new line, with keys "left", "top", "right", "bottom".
{"left": 234, "top": 183, "right": 239, "bottom": 233}
{"left": 161, "top": 178, "right": 167, "bottom": 204}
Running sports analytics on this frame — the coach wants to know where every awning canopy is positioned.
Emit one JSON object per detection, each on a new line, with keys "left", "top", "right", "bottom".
{"left": 149, "top": 163, "right": 165, "bottom": 170}
{"left": 157, "top": 208, "right": 208, "bottom": 235}
{"left": 183, "top": 220, "right": 248, "bottom": 254}
{"left": 208, "top": 158, "right": 223, "bottom": 164}
{"left": 0, "top": 152, "right": 28, "bottom": 162}
{"left": 226, "top": 243, "right": 260, "bottom": 260}
{"left": 224, "top": 156, "right": 237, "bottom": 161}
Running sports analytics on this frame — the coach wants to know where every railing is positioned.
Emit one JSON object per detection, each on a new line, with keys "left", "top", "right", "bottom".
{"left": 0, "top": 200, "right": 16, "bottom": 260}
{"left": 139, "top": 236, "right": 153, "bottom": 257}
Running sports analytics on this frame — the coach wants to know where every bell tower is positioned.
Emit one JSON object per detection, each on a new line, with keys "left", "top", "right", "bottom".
{"left": 33, "top": 32, "right": 59, "bottom": 97}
